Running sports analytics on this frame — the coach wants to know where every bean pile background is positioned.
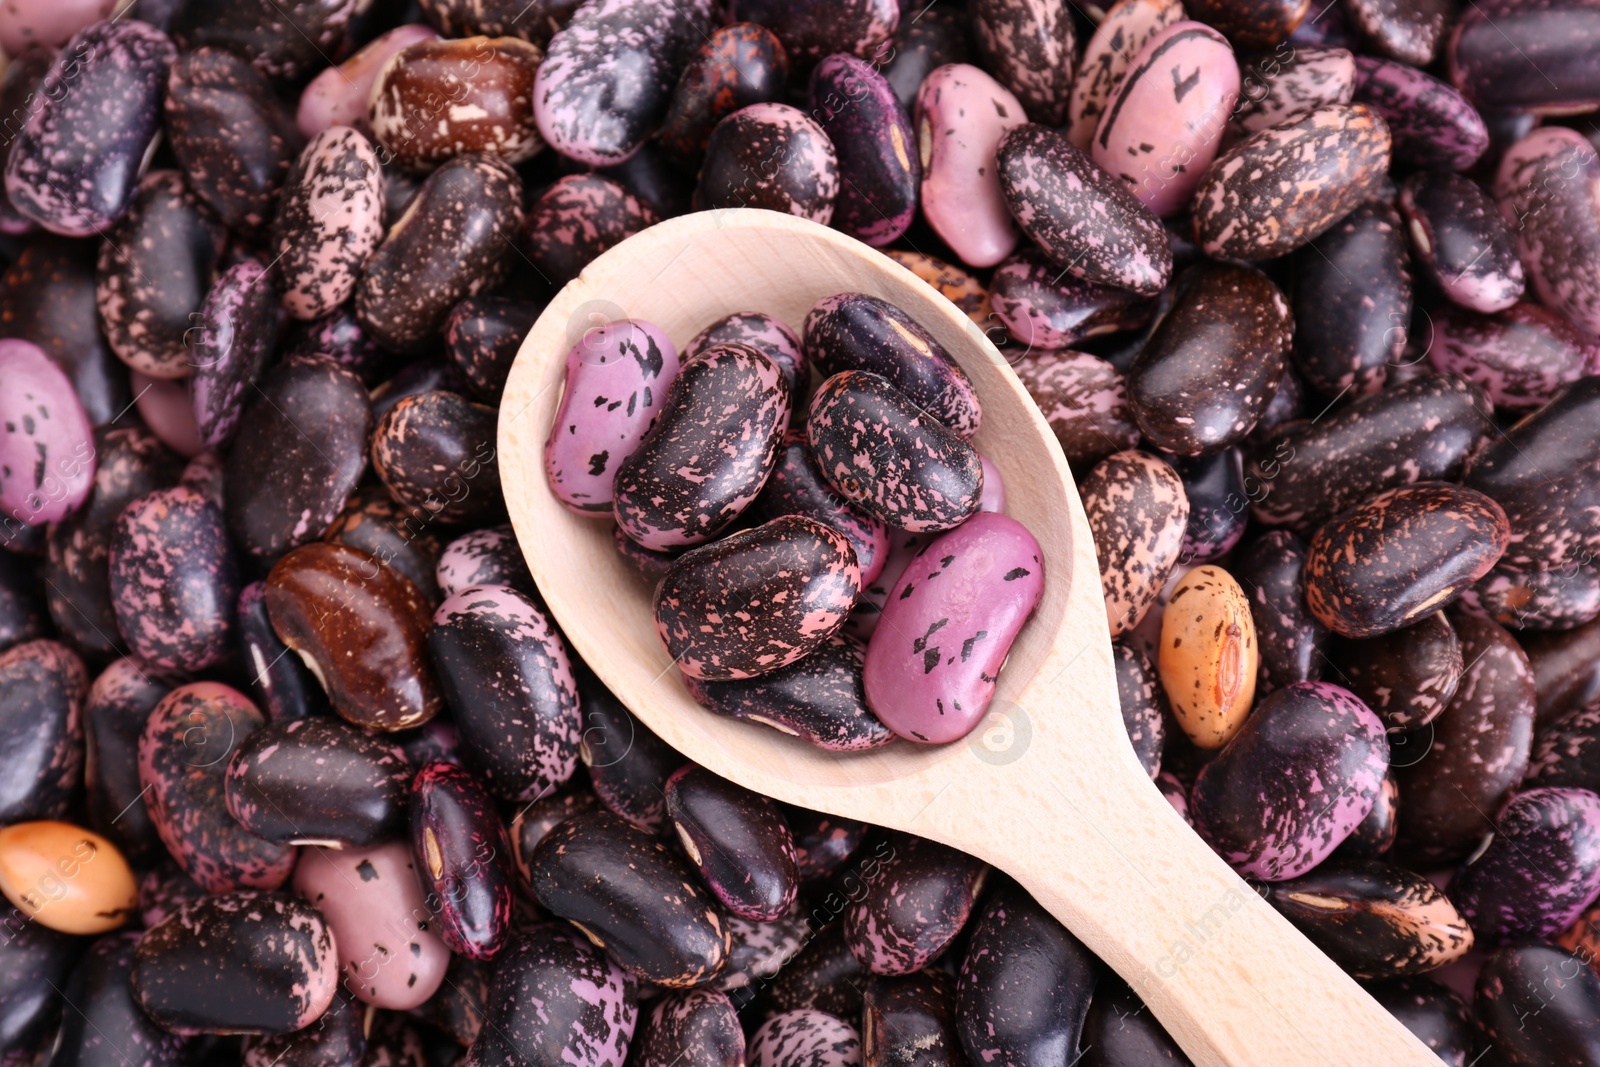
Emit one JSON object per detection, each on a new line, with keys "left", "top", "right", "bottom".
{"left": 0, "top": 0, "right": 1597, "bottom": 1064}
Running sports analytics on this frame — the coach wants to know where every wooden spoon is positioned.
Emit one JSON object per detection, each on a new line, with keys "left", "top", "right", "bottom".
{"left": 498, "top": 209, "right": 1438, "bottom": 1066}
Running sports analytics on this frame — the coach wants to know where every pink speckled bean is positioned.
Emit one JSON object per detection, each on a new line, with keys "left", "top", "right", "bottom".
{"left": 864, "top": 513, "right": 1043, "bottom": 744}
{"left": 1495, "top": 127, "right": 1600, "bottom": 340}
{"left": 916, "top": 64, "right": 1026, "bottom": 269}
{"left": 0, "top": 338, "right": 94, "bottom": 525}
{"left": 1066, "top": 0, "right": 1185, "bottom": 149}
{"left": 545, "top": 319, "right": 680, "bottom": 516}
{"left": 271, "top": 127, "right": 385, "bottom": 322}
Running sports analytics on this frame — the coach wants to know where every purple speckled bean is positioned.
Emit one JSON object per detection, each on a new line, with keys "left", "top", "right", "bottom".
{"left": 916, "top": 64, "right": 1025, "bottom": 269}
{"left": 989, "top": 249, "right": 1155, "bottom": 352}
{"left": 665, "top": 764, "right": 800, "bottom": 922}
{"left": 1092, "top": 22, "right": 1239, "bottom": 218}
{"left": 1463, "top": 564, "right": 1600, "bottom": 632}
{"left": 532, "top": 0, "right": 714, "bottom": 165}
{"left": 271, "top": 127, "right": 384, "bottom": 322}
{"left": 0, "top": 338, "right": 94, "bottom": 525}
{"left": 686, "top": 312, "right": 806, "bottom": 397}
{"left": 0, "top": 638, "right": 86, "bottom": 823}
{"left": 1399, "top": 170, "right": 1525, "bottom": 314}
{"left": 656, "top": 515, "right": 860, "bottom": 681}
{"left": 465, "top": 924, "right": 639, "bottom": 1067}
{"left": 138, "top": 682, "right": 296, "bottom": 893}
{"left": 1494, "top": 128, "right": 1600, "bottom": 340}
{"left": 410, "top": 760, "right": 517, "bottom": 960}
{"left": 189, "top": 259, "right": 282, "bottom": 448}
{"left": 1234, "top": 45, "right": 1356, "bottom": 134}
{"left": 696, "top": 102, "right": 839, "bottom": 223}
{"left": 614, "top": 342, "right": 789, "bottom": 551}
{"left": 1447, "top": 0, "right": 1600, "bottom": 115}
{"left": 428, "top": 584, "right": 580, "bottom": 802}
{"left": 1448, "top": 786, "right": 1600, "bottom": 945}
{"left": 292, "top": 839, "right": 450, "bottom": 1010}
{"left": 809, "top": 55, "right": 918, "bottom": 247}
{"left": 1353, "top": 56, "right": 1488, "bottom": 172}
{"left": 863, "top": 513, "right": 1043, "bottom": 745}
{"left": 750, "top": 1010, "right": 861, "bottom": 1067}
{"left": 436, "top": 525, "right": 537, "bottom": 601}
{"left": 108, "top": 485, "right": 238, "bottom": 671}
{"left": 970, "top": 0, "right": 1075, "bottom": 127}
{"left": 523, "top": 173, "right": 658, "bottom": 288}
{"left": 1066, "top": 0, "right": 1185, "bottom": 149}
{"left": 132, "top": 890, "right": 338, "bottom": 1036}
{"left": 1011, "top": 350, "right": 1140, "bottom": 471}
{"left": 636, "top": 987, "right": 744, "bottom": 1067}
{"left": 1191, "top": 681, "right": 1389, "bottom": 881}
{"left": 1429, "top": 301, "right": 1595, "bottom": 412}
{"left": 545, "top": 319, "right": 680, "bottom": 516}
{"left": 844, "top": 832, "right": 985, "bottom": 975}
{"left": 3, "top": 20, "right": 176, "bottom": 236}
{"left": 746, "top": 431, "right": 889, "bottom": 586}
{"left": 997, "top": 123, "right": 1173, "bottom": 295}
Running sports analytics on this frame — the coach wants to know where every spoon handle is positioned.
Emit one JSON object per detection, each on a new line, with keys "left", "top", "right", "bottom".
{"left": 935, "top": 742, "right": 1440, "bottom": 1066}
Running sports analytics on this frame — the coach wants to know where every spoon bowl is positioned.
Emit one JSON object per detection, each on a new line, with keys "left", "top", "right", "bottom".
{"left": 498, "top": 208, "right": 1437, "bottom": 1067}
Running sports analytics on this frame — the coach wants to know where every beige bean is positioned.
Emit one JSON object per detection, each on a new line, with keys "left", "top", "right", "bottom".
{"left": 1159, "top": 565, "right": 1258, "bottom": 749}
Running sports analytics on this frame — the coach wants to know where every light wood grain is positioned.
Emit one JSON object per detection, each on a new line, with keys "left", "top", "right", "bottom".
{"left": 498, "top": 209, "right": 1438, "bottom": 1067}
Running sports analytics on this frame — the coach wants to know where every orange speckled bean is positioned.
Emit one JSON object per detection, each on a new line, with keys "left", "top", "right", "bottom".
{"left": 1158, "top": 565, "right": 1258, "bottom": 749}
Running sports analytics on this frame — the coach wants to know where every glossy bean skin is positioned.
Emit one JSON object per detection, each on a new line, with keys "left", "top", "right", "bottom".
{"left": 916, "top": 64, "right": 1025, "bottom": 269}
{"left": 265, "top": 541, "right": 443, "bottom": 732}
{"left": 807, "top": 371, "right": 982, "bottom": 533}
{"left": 236, "top": 581, "right": 326, "bottom": 723}
{"left": 1352, "top": 57, "right": 1487, "bottom": 172}
{"left": 1395, "top": 612, "right": 1535, "bottom": 864}
{"left": 0, "top": 918, "right": 80, "bottom": 1062}
{"left": 4, "top": 21, "right": 176, "bottom": 236}
{"left": 749, "top": 1010, "right": 863, "bottom": 1067}
{"left": 437, "top": 525, "right": 536, "bottom": 601}
{"left": 296, "top": 22, "right": 440, "bottom": 137}
{"left": 1449, "top": 0, "right": 1600, "bottom": 114}
{"left": 292, "top": 840, "right": 450, "bottom": 1010}
{"left": 1113, "top": 642, "right": 1167, "bottom": 778}
{"left": 1228, "top": 531, "right": 1331, "bottom": 694}
{"left": 1082, "top": 450, "right": 1190, "bottom": 637}
{"left": 1191, "top": 681, "right": 1389, "bottom": 881}
{"left": 1326, "top": 611, "right": 1463, "bottom": 733}
{"left": 1193, "top": 104, "right": 1392, "bottom": 261}
{"left": 190, "top": 260, "right": 283, "bottom": 448}
{"left": 656, "top": 516, "right": 859, "bottom": 681}
{"left": 532, "top": 0, "right": 714, "bottom": 165}
{"left": 444, "top": 297, "right": 540, "bottom": 407}
{"left": 684, "top": 632, "right": 895, "bottom": 752}
{"left": 1128, "top": 262, "right": 1291, "bottom": 455}
{"left": 523, "top": 174, "right": 657, "bottom": 288}
{"left": 1012, "top": 351, "right": 1140, "bottom": 472}
{"left": 465, "top": 923, "right": 639, "bottom": 1067}
{"left": 510, "top": 792, "right": 598, "bottom": 887}
{"left": 240, "top": 995, "right": 365, "bottom": 1067}
{"left": 615, "top": 342, "right": 789, "bottom": 550}
{"left": 325, "top": 486, "right": 442, "bottom": 607}
{"left": 410, "top": 761, "right": 516, "bottom": 960}
{"left": 1171, "top": 449, "right": 1248, "bottom": 564}
{"left": 577, "top": 669, "right": 682, "bottom": 831}
{"left": 1398, "top": 170, "right": 1524, "bottom": 314}
{"left": 1337, "top": 769, "right": 1400, "bottom": 859}
{"left": 372, "top": 390, "right": 502, "bottom": 527}
{"left": 171, "top": 0, "right": 356, "bottom": 83}
{"left": 1159, "top": 565, "right": 1258, "bottom": 749}
{"left": 271, "top": 127, "right": 385, "bottom": 322}
{"left": 764, "top": 923, "right": 869, "bottom": 1020}
{"left": 786, "top": 807, "right": 870, "bottom": 881}
{"left": 1234, "top": 45, "right": 1356, "bottom": 134}
{"left": 989, "top": 250, "right": 1156, "bottom": 352}
{"left": 863, "top": 969, "right": 962, "bottom": 1067}
{"left": 1304, "top": 483, "right": 1509, "bottom": 639}
{"left": 1247, "top": 375, "right": 1489, "bottom": 536}
{"left": 1184, "top": 0, "right": 1308, "bottom": 47}
{"left": 224, "top": 717, "right": 411, "bottom": 847}
{"left": 804, "top": 293, "right": 980, "bottom": 438}
{"left": 636, "top": 987, "right": 744, "bottom": 1067}
{"left": 84, "top": 658, "right": 176, "bottom": 862}
{"left": 139, "top": 682, "right": 295, "bottom": 893}
{"left": 968, "top": 0, "right": 1074, "bottom": 127}
{"left": 1290, "top": 198, "right": 1411, "bottom": 399}
{"left": 107, "top": 486, "right": 239, "bottom": 671}
{"left": 1494, "top": 128, "right": 1600, "bottom": 339}
{"left": 55, "top": 933, "right": 189, "bottom": 1067}
{"left": 686, "top": 312, "right": 806, "bottom": 396}
{"left": 370, "top": 36, "right": 544, "bottom": 170}
{"left": 1464, "top": 564, "right": 1600, "bottom": 631}
{"left": 845, "top": 832, "right": 985, "bottom": 975}
{"left": 746, "top": 431, "right": 890, "bottom": 587}
{"left": 356, "top": 154, "right": 524, "bottom": 353}
{"left": 0, "top": 640, "right": 86, "bottom": 824}
{"left": 530, "top": 809, "right": 730, "bottom": 987}
{"left": 131, "top": 891, "right": 339, "bottom": 1036}
{"left": 0, "top": 551, "right": 46, "bottom": 656}
{"left": 1079, "top": 981, "right": 1192, "bottom": 1067}
{"left": 429, "top": 584, "right": 581, "bottom": 802}
{"left": 165, "top": 47, "right": 300, "bottom": 234}
{"left": 225, "top": 353, "right": 372, "bottom": 562}
{"left": 696, "top": 103, "right": 839, "bottom": 223}
{"left": 665, "top": 765, "right": 800, "bottom": 922}
{"left": 1475, "top": 944, "right": 1600, "bottom": 1067}
{"left": 1263, "top": 861, "right": 1473, "bottom": 978}
{"left": 809, "top": 55, "right": 918, "bottom": 246}
{"left": 1067, "top": 0, "right": 1186, "bottom": 148}
{"left": 660, "top": 23, "right": 789, "bottom": 167}
{"left": 1449, "top": 787, "right": 1600, "bottom": 945}
{"left": 864, "top": 513, "right": 1044, "bottom": 744}
{"left": 1528, "top": 705, "right": 1600, "bottom": 794}
{"left": 997, "top": 123, "right": 1172, "bottom": 295}
{"left": 1430, "top": 301, "right": 1594, "bottom": 413}
{"left": 956, "top": 881, "right": 1097, "bottom": 1067}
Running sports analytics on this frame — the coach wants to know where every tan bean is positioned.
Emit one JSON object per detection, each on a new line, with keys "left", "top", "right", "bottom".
{"left": 0, "top": 821, "right": 137, "bottom": 934}
{"left": 1159, "top": 565, "right": 1258, "bottom": 749}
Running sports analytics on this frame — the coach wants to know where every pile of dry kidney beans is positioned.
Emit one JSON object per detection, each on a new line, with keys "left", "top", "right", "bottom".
{"left": 0, "top": 0, "right": 1598, "bottom": 1062}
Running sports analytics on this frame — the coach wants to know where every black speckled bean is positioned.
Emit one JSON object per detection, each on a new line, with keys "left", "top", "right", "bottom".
{"left": 236, "top": 581, "right": 326, "bottom": 723}
{"left": 1169, "top": 448, "right": 1248, "bottom": 564}
{"left": 660, "top": 23, "right": 789, "bottom": 167}
{"left": 437, "top": 524, "right": 537, "bottom": 601}
{"left": 956, "top": 880, "right": 1096, "bottom": 1067}
{"left": 727, "top": 0, "right": 897, "bottom": 62}
{"left": 785, "top": 806, "right": 870, "bottom": 881}
{"left": 1326, "top": 612, "right": 1463, "bottom": 733}
{"left": 636, "top": 987, "right": 743, "bottom": 1067}
{"left": 429, "top": 583, "right": 580, "bottom": 802}
{"left": 656, "top": 515, "right": 859, "bottom": 681}
{"left": 4, "top": 21, "right": 177, "bottom": 237}
{"left": 271, "top": 127, "right": 385, "bottom": 323}
{"left": 1464, "top": 563, "right": 1600, "bottom": 632}
{"left": 1398, "top": 170, "right": 1524, "bottom": 314}
{"left": 1011, "top": 351, "right": 1140, "bottom": 472}
{"left": 131, "top": 890, "right": 338, "bottom": 1036}
{"left": 171, "top": 0, "right": 355, "bottom": 82}
{"left": 750, "top": 1010, "right": 862, "bottom": 1067}
{"left": 746, "top": 430, "right": 890, "bottom": 586}
{"left": 411, "top": 760, "right": 516, "bottom": 960}
{"left": 615, "top": 342, "right": 790, "bottom": 551}
{"left": 523, "top": 173, "right": 657, "bottom": 288}
{"left": 445, "top": 296, "right": 541, "bottom": 405}
{"left": 1079, "top": 980, "right": 1192, "bottom": 1067}
{"left": 576, "top": 667, "right": 681, "bottom": 832}
{"left": 189, "top": 260, "right": 283, "bottom": 450}
{"left": 807, "top": 370, "right": 982, "bottom": 533}
{"left": 846, "top": 832, "right": 985, "bottom": 975}
{"left": 666, "top": 765, "right": 799, "bottom": 922}
{"left": 865, "top": 969, "right": 962, "bottom": 1067}
{"left": 1185, "top": 0, "right": 1307, "bottom": 47}
{"left": 223, "top": 717, "right": 410, "bottom": 848}
{"left": 1128, "top": 262, "right": 1292, "bottom": 456}
{"left": 696, "top": 103, "right": 839, "bottom": 223}
{"left": 1475, "top": 944, "right": 1600, "bottom": 1067}
{"left": 1337, "top": 768, "right": 1400, "bottom": 859}
{"left": 510, "top": 791, "right": 598, "bottom": 889}
{"left": 240, "top": 993, "right": 365, "bottom": 1067}
{"left": 0, "top": 638, "right": 85, "bottom": 823}
{"left": 1113, "top": 642, "right": 1167, "bottom": 778}
{"left": 372, "top": 390, "right": 502, "bottom": 528}
{"left": 989, "top": 249, "right": 1156, "bottom": 353}
{"left": 1352, "top": 56, "right": 1487, "bottom": 172}
{"left": 1082, "top": 449, "right": 1190, "bottom": 638}
{"left": 996, "top": 123, "right": 1173, "bottom": 296}
{"left": 1448, "top": 0, "right": 1600, "bottom": 114}
{"left": 686, "top": 312, "right": 806, "bottom": 397}
{"left": 84, "top": 658, "right": 177, "bottom": 864}
{"left": 1430, "top": 300, "right": 1593, "bottom": 414}
{"left": 764, "top": 922, "right": 869, "bottom": 1020}
{"left": 803, "top": 293, "right": 980, "bottom": 438}
{"left": 1527, "top": 704, "right": 1600, "bottom": 794}
{"left": 530, "top": 808, "right": 730, "bottom": 987}
{"left": 57, "top": 933, "right": 188, "bottom": 1067}
{"left": 325, "top": 485, "right": 443, "bottom": 607}
{"left": 1234, "top": 530, "right": 1326, "bottom": 696}
{"left": 1366, "top": 978, "right": 1474, "bottom": 1067}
